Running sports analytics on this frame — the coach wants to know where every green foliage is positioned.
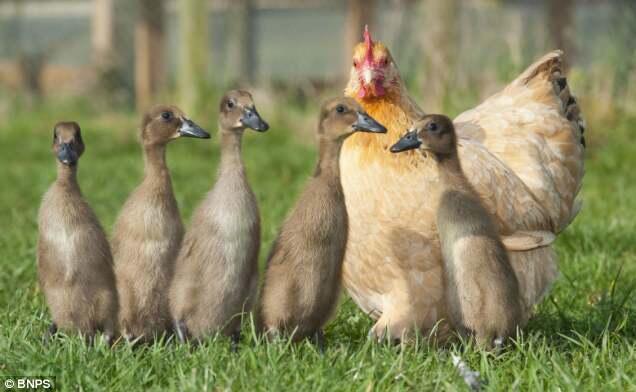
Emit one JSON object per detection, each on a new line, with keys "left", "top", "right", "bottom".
{"left": 0, "top": 102, "right": 635, "bottom": 391}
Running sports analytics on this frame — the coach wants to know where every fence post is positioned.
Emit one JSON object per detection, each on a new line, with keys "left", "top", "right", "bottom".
{"left": 135, "top": 0, "right": 165, "bottom": 111}
{"left": 92, "top": 0, "right": 114, "bottom": 68}
{"left": 178, "top": 0, "right": 209, "bottom": 116}
{"left": 344, "top": 0, "right": 376, "bottom": 78}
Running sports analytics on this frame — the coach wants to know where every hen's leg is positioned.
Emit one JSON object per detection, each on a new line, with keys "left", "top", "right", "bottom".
{"left": 368, "top": 284, "right": 420, "bottom": 343}
{"left": 369, "top": 309, "right": 415, "bottom": 343}
{"left": 368, "top": 273, "right": 449, "bottom": 343}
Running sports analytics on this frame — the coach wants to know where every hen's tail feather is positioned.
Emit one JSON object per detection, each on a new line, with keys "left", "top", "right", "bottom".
{"left": 516, "top": 50, "right": 586, "bottom": 148}
{"left": 490, "top": 50, "right": 585, "bottom": 230}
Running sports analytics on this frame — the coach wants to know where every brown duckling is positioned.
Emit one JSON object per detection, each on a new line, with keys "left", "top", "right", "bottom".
{"left": 38, "top": 121, "right": 118, "bottom": 345}
{"left": 170, "top": 90, "right": 269, "bottom": 347}
{"left": 259, "top": 97, "right": 386, "bottom": 348}
{"left": 390, "top": 114, "right": 523, "bottom": 348}
{"left": 112, "top": 105, "right": 210, "bottom": 343}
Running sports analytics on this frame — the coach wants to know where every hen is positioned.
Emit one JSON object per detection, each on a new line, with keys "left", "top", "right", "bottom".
{"left": 340, "top": 27, "right": 585, "bottom": 340}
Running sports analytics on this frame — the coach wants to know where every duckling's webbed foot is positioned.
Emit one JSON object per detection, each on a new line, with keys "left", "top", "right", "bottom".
{"left": 230, "top": 331, "right": 241, "bottom": 353}
{"left": 103, "top": 331, "right": 114, "bottom": 347}
{"left": 492, "top": 336, "right": 505, "bottom": 353}
{"left": 85, "top": 332, "right": 96, "bottom": 346}
{"left": 264, "top": 328, "right": 281, "bottom": 343}
{"left": 42, "top": 322, "right": 58, "bottom": 345}
{"left": 173, "top": 319, "right": 190, "bottom": 344}
{"left": 123, "top": 331, "right": 145, "bottom": 347}
{"left": 312, "top": 329, "right": 326, "bottom": 353}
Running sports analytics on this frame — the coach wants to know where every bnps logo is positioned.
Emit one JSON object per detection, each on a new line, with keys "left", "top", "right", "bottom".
{"left": 2, "top": 377, "right": 55, "bottom": 390}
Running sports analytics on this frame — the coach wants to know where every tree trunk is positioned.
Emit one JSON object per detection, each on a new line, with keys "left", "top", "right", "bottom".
{"left": 135, "top": 0, "right": 165, "bottom": 111}
{"left": 420, "top": 0, "right": 459, "bottom": 111}
{"left": 178, "top": 0, "right": 209, "bottom": 115}
{"left": 546, "top": 0, "right": 575, "bottom": 70}
{"left": 344, "top": 0, "right": 375, "bottom": 77}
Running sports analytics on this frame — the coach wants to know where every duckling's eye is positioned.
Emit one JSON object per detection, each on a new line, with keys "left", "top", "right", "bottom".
{"left": 336, "top": 105, "right": 345, "bottom": 114}
{"left": 227, "top": 100, "right": 235, "bottom": 109}
{"left": 161, "top": 111, "right": 173, "bottom": 121}
{"left": 426, "top": 122, "right": 438, "bottom": 132}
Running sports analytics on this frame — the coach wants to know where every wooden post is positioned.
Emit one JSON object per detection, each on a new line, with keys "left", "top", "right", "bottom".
{"left": 421, "top": 0, "right": 459, "bottom": 111}
{"left": 546, "top": 0, "right": 575, "bottom": 70}
{"left": 178, "top": 0, "right": 209, "bottom": 115}
{"left": 344, "top": 0, "right": 375, "bottom": 76}
{"left": 135, "top": 0, "right": 165, "bottom": 111}
{"left": 233, "top": 0, "right": 255, "bottom": 85}
{"left": 92, "top": 0, "right": 114, "bottom": 68}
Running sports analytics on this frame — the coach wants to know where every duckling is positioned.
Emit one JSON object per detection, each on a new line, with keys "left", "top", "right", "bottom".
{"left": 259, "top": 97, "right": 386, "bottom": 347}
{"left": 112, "top": 105, "right": 210, "bottom": 342}
{"left": 38, "top": 121, "right": 118, "bottom": 345}
{"left": 390, "top": 114, "right": 523, "bottom": 348}
{"left": 170, "top": 90, "right": 269, "bottom": 346}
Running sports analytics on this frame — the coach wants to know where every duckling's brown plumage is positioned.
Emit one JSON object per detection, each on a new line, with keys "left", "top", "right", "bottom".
{"left": 170, "top": 90, "right": 269, "bottom": 345}
{"left": 112, "top": 105, "right": 210, "bottom": 342}
{"left": 391, "top": 114, "right": 523, "bottom": 348}
{"left": 38, "top": 121, "right": 118, "bottom": 344}
{"left": 259, "top": 97, "right": 386, "bottom": 346}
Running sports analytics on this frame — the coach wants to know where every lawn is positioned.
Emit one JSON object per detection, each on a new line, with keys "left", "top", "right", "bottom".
{"left": 0, "top": 100, "right": 634, "bottom": 391}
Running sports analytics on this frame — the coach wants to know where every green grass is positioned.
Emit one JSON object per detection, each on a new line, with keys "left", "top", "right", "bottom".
{"left": 0, "top": 101, "right": 635, "bottom": 391}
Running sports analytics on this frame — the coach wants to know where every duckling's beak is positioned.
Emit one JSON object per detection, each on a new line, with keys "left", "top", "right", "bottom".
{"left": 57, "top": 143, "right": 79, "bottom": 166}
{"left": 240, "top": 107, "right": 269, "bottom": 132}
{"left": 178, "top": 118, "right": 211, "bottom": 139}
{"left": 353, "top": 111, "right": 386, "bottom": 133}
{"left": 390, "top": 130, "right": 421, "bottom": 153}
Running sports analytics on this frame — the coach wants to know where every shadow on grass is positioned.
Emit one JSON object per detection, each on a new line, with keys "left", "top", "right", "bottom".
{"left": 527, "top": 264, "right": 636, "bottom": 347}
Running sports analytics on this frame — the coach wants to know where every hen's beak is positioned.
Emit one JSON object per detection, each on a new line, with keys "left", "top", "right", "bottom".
{"left": 57, "top": 143, "right": 79, "bottom": 166}
{"left": 390, "top": 130, "right": 421, "bottom": 153}
{"left": 353, "top": 111, "right": 386, "bottom": 133}
{"left": 240, "top": 107, "right": 269, "bottom": 132}
{"left": 178, "top": 118, "right": 210, "bottom": 139}
{"left": 362, "top": 68, "right": 375, "bottom": 85}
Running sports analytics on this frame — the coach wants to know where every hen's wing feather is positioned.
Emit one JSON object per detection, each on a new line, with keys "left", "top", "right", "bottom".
{"left": 457, "top": 138, "right": 553, "bottom": 233}
{"left": 455, "top": 50, "right": 585, "bottom": 233}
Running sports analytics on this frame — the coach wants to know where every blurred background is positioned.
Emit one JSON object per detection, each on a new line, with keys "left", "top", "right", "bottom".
{"left": 0, "top": 0, "right": 634, "bottom": 134}
{"left": 0, "top": 0, "right": 635, "bottom": 241}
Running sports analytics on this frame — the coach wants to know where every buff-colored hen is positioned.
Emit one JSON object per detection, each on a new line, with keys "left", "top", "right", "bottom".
{"left": 340, "top": 27, "right": 585, "bottom": 340}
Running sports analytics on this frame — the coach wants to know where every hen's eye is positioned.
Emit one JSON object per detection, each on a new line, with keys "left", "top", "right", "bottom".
{"left": 426, "top": 122, "right": 438, "bottom": 132}
{"left": 336, "top": 105, "right": 345, "bottom": 113}
{"left": 227, "top": 100, "right": 235, "bottom": 109}
{"left": 353, "top": 60, "right": 358, "bottom": 67}
{"left": 380, "top": 58, "right": 388, "bottom": 66}
{"left": 161, "top": 112, "right": 172, "bottom": 120}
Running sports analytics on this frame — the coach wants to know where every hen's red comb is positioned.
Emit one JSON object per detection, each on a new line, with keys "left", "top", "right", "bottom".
{"left": 363, "top": 25, "right": 373, "bottom": 50}
{"left": 363, "top": 25, "right": 374, "bottom": 63}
